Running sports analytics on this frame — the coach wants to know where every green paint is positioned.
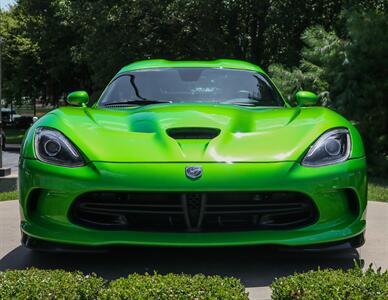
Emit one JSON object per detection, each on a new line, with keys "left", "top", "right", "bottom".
{"left": 67, "top": 91, "right": 89, "bottom": 106}
{"left": 295, "top": 91, "right": 319, "bottom": 106}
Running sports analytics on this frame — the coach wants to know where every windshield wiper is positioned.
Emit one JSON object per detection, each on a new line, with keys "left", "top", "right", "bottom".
{"left": 103, "top": 99, "right": 172, "bottom": 106}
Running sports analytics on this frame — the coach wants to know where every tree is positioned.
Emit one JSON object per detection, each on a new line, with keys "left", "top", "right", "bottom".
{"left": 343, "top": 8, "right": 388, "bottom": 173}
{"left": 0, "top": 8, "right": 41, "bottom": 105}
{"left": 268, "top": 7, "right": 388, "bottom": 174}
{"left": 263, "top": 0, "right": 343, "bottom": 67}
{"left": 16, "top": 0, "right": 91, "bottom": 104}
{"left": 269, "top": 26, "right": 345, "bottom": 105}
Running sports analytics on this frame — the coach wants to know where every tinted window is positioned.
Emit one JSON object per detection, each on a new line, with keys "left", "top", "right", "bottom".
{"left": 99, "top": 68, "right": 283, "bottom": 106}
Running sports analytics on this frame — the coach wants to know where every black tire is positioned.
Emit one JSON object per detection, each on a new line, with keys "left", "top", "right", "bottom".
{"left": 349, "top": 232, "right": 365, "bottom": 248}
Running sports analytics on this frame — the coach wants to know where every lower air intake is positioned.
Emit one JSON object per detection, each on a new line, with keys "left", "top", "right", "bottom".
{"left": 69, "top": 192, "right": 318, "bottom": 232}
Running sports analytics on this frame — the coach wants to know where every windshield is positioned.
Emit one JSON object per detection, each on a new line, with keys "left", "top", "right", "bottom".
{"left": 98, "top": 68, "right": 284, "bottom": 107}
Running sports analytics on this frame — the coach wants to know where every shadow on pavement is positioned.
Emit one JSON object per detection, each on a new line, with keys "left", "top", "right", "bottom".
{"left": 0, "top": 244, "right": 360, "bottom": 287}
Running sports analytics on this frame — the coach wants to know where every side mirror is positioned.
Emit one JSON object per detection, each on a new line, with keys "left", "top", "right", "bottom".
{"left": 32, "top": 116, "right": 38, "bottom": 123}
{"left": 66, "top": 91, "right": 89, "bottom": 106}
{"left": 295, "top": 91, "right": 319, "bottom": 106}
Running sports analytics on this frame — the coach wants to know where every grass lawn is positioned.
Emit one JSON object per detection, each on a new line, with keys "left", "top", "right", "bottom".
{"left": 4, "top": 128, "right": 26, "bottom": 144}
{"left": 368, "top": 177, "right": 388, "bottom": 202}
{"left": 0, "top": 190, "right": 18, "bottom": 201}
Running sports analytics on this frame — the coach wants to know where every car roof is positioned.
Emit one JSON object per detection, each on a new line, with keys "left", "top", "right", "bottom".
{"left": 118, "top": 59, "right": 266, "bottom": 75}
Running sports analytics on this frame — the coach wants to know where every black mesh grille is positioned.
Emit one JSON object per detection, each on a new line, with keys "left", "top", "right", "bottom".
{"left": 69, "top": 192, "right": 318, "bottom": 232}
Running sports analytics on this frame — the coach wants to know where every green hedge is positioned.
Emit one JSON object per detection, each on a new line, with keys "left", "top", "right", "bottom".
{"left": 0, "top": 268, "right": 105, "bottom": 299}
{"left": 271, "top": 265, "right": 388, "bottom": 300}
{"left": 0, "top": 269, "right": 248, "bottom": 300}
{"left": 100, "top": 273, "right": 248, "bottom": 300}
{"left": 2, "top": 266, "right": 388, "bottom": 300}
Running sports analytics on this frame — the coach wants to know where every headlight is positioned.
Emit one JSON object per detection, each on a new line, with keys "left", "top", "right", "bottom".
{"left": 34, "top": 127, "right": 84, "bottom": 167}
{"left": 302, "top": 128, "right": 351, "bottom": 167}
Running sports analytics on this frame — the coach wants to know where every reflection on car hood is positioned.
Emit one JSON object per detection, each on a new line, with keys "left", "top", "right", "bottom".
{"left": 28, "top": 103, "right": 356, "bottom": 163}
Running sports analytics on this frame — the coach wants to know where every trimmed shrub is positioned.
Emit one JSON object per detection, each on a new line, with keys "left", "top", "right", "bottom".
{"left": 0, "top": 269, "right": 248, "bottom": 300}
{"left": 0, "top": 268, "right": 105, "bottom": 299}
{"left": 271, "top": 265, "right": 388, "bottom": 300}
{"left": 99, "top": 273, "right": 249, "bottom": 300}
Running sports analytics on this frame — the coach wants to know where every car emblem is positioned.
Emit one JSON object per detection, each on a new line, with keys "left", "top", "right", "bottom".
{"left": 185, "top": 166, "right": 202, "bottom": 180}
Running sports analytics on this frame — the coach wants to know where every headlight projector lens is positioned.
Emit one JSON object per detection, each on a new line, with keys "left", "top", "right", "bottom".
{"left": 44, "top": 139, "right": 62, "bottom": 156}
{"left": 324, "top": 138, "right": 341, "bottom": 156}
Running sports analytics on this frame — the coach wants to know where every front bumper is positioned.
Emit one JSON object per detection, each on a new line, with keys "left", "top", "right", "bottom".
{"left": 19, "top": 158, "right": 367, "bottom": 247}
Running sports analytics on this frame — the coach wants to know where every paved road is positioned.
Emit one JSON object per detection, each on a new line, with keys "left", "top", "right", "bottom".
{"left": 0, "top": 200, "right": 387, "bottom": 300}
{"left": 2, "top": 149, "right": 19, "bottom": 175}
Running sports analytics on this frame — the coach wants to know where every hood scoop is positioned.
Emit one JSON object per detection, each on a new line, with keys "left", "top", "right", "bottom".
{"left": 167, "top": 127, "right": 221, "bottom": 139}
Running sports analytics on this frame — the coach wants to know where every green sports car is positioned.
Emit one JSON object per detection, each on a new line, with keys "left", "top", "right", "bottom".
{"left": 19, "top": 59, "right": 367, "bottom": 251}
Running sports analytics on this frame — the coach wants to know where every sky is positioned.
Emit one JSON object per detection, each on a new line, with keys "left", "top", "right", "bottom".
{"left": 0, "top": 0, "right": 15, "bottom": 10}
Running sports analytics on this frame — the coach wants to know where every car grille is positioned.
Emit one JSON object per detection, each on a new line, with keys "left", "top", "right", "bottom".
{"left": 69, "top": 192, "right": 318, "bottom": 232}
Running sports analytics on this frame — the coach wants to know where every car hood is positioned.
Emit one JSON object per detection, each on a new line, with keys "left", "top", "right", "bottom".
{"left": 27, "top": 103, "right": 357, "bottom": 163}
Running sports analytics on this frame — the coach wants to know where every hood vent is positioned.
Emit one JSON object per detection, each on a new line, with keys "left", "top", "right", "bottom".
{"left": 167, "top": 127, "right": 221, "bottom": 139}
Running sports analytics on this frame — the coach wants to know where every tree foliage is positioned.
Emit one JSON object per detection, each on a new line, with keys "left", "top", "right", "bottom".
{"left": 269, "top": 26, "right": 346, "bottom": 105}
{"left": 0, "top": 8, "right": 40, "bottom": 103}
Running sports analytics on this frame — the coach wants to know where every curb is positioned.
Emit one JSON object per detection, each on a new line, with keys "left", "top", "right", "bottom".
{"left": 0, "top": 175, "right": 18, "bottom": 192}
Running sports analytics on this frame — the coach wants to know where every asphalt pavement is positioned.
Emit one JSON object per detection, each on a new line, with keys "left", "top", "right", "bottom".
{"left": 0, "top": 200, "right": 387, "bottom": 300}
